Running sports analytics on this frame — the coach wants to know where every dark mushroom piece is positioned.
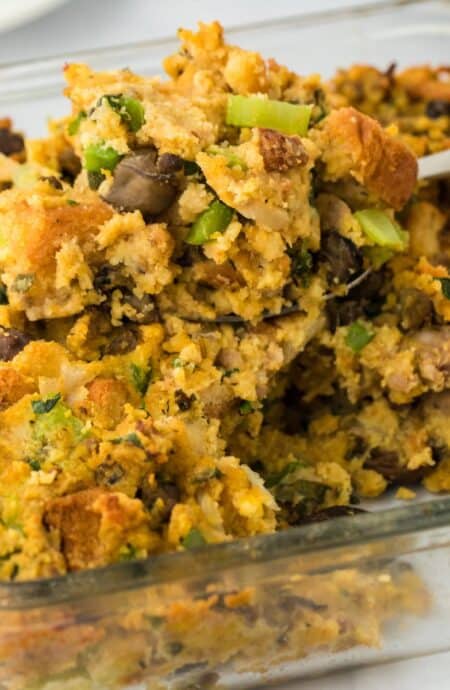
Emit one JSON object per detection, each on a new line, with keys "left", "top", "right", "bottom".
{"left": 58, "top": 147, "right": 82, "bottom": 183}
{"left": 103, "top": 147, "right": 182, "bottom": 219}
{"left": 0, "top": 127, "right": 24, "bottom": 157}
{"left": 364, "top": 447, "right": 431, "bottom": 484}
{"left": 0, "top": 328, "right": 32, "bottom": 361}
{"left": 398, "top": 288, "right": 433, "bottom": 331}
{"left": 320, "top": 231, "right": 363, "bottom": 284}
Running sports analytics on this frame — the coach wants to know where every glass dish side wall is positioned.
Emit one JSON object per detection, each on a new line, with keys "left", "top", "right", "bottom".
{"left": 1, "top": 502, "right": 450, "bottom": 690}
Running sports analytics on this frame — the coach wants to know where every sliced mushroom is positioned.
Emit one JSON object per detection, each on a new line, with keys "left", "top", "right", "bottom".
{"left": 58, "top": 146, "right": 81, "bottom": 182}
{"left": 320, "top": 231, "right": 363, "bottom": 284}
{"left": 103, "top": 147, "right": 181, "bottom": 218}
{"left": 364, "top": 447, "right": 430, "bottom": 484}
{"left": 398, "top": 288, "right": 433, "bottom": 331}
{"left": 0, "top": 328, "right": 32, "bottom": 361}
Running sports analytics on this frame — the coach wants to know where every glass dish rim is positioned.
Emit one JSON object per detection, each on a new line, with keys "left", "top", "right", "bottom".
{"left": 0, "top": 0, "right": 449, "bottom": 608}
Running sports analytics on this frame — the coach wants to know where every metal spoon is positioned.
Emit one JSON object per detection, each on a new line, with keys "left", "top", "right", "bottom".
{"left": 418, "top": 149, "right": 450, "bottom": 181}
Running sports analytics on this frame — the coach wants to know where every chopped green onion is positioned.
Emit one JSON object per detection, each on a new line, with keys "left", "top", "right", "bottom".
{"left": 130, "top": 363, "right": 152, "bottom": 396}
{"left": 207, "top": 145, "right": 247, "bottom": 170}
{"left": 226, "top": 95, "right": 311, "bottom": 136}
{"left": 192, "top": 468, "right": 222, "bottom": 483}
{"left": 103, "top": 94, "right": 145, "bottom": 133}
{"left": 0, "top": 284, "right": 8, "bottom": 305}
{"left": 266, "top": 461, "right": 304, "bottom": 488}
{"left": 354, "top": 209, "right": 407, "bottom": 250}
{"left": 118, "top": 544, "right": 138, "bottom": 561}
{"left": 87, "top": 170, "right": 105, "bottom": 190}
{"left": 186, "top": 200, "right": 233, "bottom": 245}
{"left": 290, "top": 247, "right": 313, "bottom": 286}
{"left": 239, "top": 400, "right": 254, "bottom": 416}
{"left": 182, "top": 528, "right": 206, "bottom": 549}
{"left": 345, "top": 321, "right": 374, "bottom": 353}
{"left": 436, "top": 277, "right": 450, "bottom": 300}
{"left": 67, "top": 111, "right": 86, "bottom": 136}
{"left": 183, "top": 160, "right": 202, "bottom": 176}
{"left": 32, "top": 393, "right": 61, "bottom": 415}
{"left": 222, "top": 367, "right": 240, "bottom": 379}
{"left": 111, "top": 432, "right": 143, "bottom": 448}
{"left": 364, "top": 246, "right": 394, "bottom": 269}
{"left": 83, "top": 142, "right": 122, "bottom": 173}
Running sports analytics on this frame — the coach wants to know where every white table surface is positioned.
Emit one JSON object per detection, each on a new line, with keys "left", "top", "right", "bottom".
{"left": 0, "top": 1, "right": 448, "bottom": 688}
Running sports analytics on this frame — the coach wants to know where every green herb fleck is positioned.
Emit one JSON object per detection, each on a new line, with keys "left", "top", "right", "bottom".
{"left": 66, "top": 199, "right": 79, "bottom": 206}
{"left": 0, "top": 284, "right": 8, "bottom": 305}
{"left": 172, "top": 357, "right": 185, "bottom": 368}
{"left": 222, "top": 367, "right": 240, "bottom": 379}
{"left": 182, "top": 528, "right": 206, "bottom": 549}
{"left": 130, "top": 363, "right": 152, "bottom": 395}
{"left": 83, "top": 141, "right": 122, "bottom": 173}
{"left": 183, "top": 160, "right": 201, "bottom": 176}
{"left": 207, "top": 145, "right": 247, "bottom": 170}
{"left": 265, "top": 460, "right": 304, "bottom": 488}
{"left": 192, "top": 468, "right": 223, "bottom": 483}
{"left": 290, "top": 247, "right": 313, "bottom": 287}
{"left": 111, "top": 432, "right": 143, "bottom": 448}
{"left": 67, "top": 110, "right": 86, "bottom": 136}
{"left": 87, "top": 170, "right": 106, "bottom": 190}
{"left": 27, "top": 459, "right": 41, "bottom": 472}
{"left": 32, "top": 393, "right": 61, "bottom": 415}
{"left": 436, "top": 277, "right": 450, "bottom": 300}
{"left": 186, "top": 199, "right": 233, "bottom": 245}
{"left": 345, "top": 321, "right": 374, "bottom": 353}
{"left": 239, "top": 400, "right": 254, "bottom": 416}
{"left": 118, "top": 544, "right": 138, "bottom": 561}
{"left": 102, "top": 94, "right": 145, "bottom": 132}
{"left": 11, "top": 273, "right": 34, "bottom": 293}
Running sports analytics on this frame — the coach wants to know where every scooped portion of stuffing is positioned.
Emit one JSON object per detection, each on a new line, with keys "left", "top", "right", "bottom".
{"left": 0, "top": 20, "right": 448, "bottom": 586}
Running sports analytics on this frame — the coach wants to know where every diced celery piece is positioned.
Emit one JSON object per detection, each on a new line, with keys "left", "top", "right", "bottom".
{"left": 354, "top": 209, "right": 407, "bottom": 250}
{"left": 226, "top": 95, "right": 311, "bottom": 136}
{"left": 186, "top": 200, "right": 233, "bottom": 245}
{"left": 83, "top": 142, "right": 122, "bottom": 173}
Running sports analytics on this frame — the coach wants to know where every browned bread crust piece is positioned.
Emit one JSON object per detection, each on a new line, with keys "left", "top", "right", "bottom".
{"left": 317, "top": 106, "right": 418, "bottom": 210}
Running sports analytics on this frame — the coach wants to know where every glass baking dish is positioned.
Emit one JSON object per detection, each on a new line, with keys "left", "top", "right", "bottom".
{"left": 1, "top": 1, "right": 450, "bottom": 688}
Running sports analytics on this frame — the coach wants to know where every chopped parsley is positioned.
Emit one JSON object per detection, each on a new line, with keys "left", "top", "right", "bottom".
{"left": 130, "top": 363, "right": 152, "bottom": 395}
{"left": 182, "top": 528, "right": 206, "bottom": 549}
{"left": 265, "top": 460, "right": 305, "bottom": 488}
{"left": 239, "top": 400, "right": 254, "bottom": 416}
{"left": 345, "top": 321, "right": 374, "bottom": 353}
{"left": 436, "top": 277, "right": 450, "bottom": 300}
{"left": 67, "top": 110, "right": 86, "bottom": 136}
{"left": 0, "top": 283, "right": 8, "bottom": 305}
{"left": 111, "top": 432, "right": 143, "bottom": 448}
{"left": 32, "top": 393, "right": 61, "bottom": 415}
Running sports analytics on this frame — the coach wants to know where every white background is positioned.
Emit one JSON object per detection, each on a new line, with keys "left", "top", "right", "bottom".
{"left": 0, "top": 1, "right": 448, "bottom": 688}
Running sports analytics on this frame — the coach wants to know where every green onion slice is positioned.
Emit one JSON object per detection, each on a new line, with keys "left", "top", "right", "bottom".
{"left": 354, "top": 209, "right": 408, "bottom": 250}
{"left": 83, "top": 142, "right": 122, "bottom": 173}
{"left": 436, "top": 277, "right": 450, "bottom": 300}
{"left": 186, "top": 200, "right": 233, "bottom": 245}
{"left": 68, "top": 111, "right": 86, "bottom": 136}
{"left": 103, "top": 94, "right": 145, "bottom": 133}
{"left": 182, "top": 528, "right": 206, "bottom": 549}
{"left": 226, "top": 95, "right": 311, "bottom": 136}
{"left": 345, "top": 321, "right": 374, "bottom": 353}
